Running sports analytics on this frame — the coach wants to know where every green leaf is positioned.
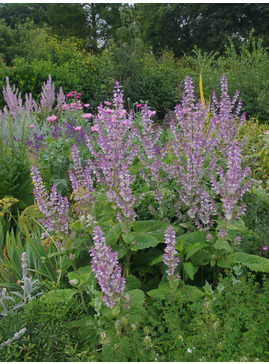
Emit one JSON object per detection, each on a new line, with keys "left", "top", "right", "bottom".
{"left": 132, "top": 220, "right": 171, "bottom": 233}
{"left": 41, "top": 289, "right": 76, "bottom": 304}
{"left": 227, "top": 252, "right": 269, "bottom": 273}
{"left": 183, "top": 262, "right": 198, "bottom": 280}
{"left": 125, "top": 275, "right": 142, "bottom": 291}
{"left": 185, "top": 242, "right": 209, "bottom": 260}
{"left": 147, "top": 276, "right": 170, "bottom": 299}
{"left": 150, "top": 254, "right": 164, "bottom": 266}
{"left": 105, "top": 222, "right": 123, "bottom": 245}
{"left": 125, "top": 232, "right": 161, "bottom": 251}
{"left": 217, "top": 258, "right": 233, "bottom": 268}
{"left": 176, "top": 231, "right": 207, "bottom": 250}
{"left": 179, "top": 284, "right": 204, "bottom": 302}
{"left": 214, "top": 239, "right": 233, "bottom": 252}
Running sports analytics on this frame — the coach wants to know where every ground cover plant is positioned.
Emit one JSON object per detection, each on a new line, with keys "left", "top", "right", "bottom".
{"left": 0, "top": 75, "right": 269, "bottom": 362}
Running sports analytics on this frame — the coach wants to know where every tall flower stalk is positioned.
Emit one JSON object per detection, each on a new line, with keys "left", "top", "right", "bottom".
{"left": 89, "top": 226, "right": 126, "bottom": 308}
{"left": 164, "top": 76, "right": 218, "bottom": 230}
{"left": 136, "top": 104, "right": 170, "bottom": 216}
{"left": 163, "top": 226, "right": 180, "bottom": 282}
{"left": 31, "top": 166, "right": 69, "bottom": 238}
{"left": 85, "top": 82, "right": 139, "bottom": 223}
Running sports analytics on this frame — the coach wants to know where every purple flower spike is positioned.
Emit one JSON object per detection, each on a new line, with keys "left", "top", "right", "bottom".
{"left": 163, "top": 226, "right": 180, "bottom": 281}
{"left": 89, "top": 226, "right": 126, "bottom": 308}
{"left": 31, "top": 166, "right": 69, "bottom": 236}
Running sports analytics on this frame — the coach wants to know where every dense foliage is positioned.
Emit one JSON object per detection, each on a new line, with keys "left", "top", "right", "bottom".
{"left": 0, "top": 75, "right": 268, "bottom": 361}
{"left": 0, "top": 4, "right": 269, "bottom": 361}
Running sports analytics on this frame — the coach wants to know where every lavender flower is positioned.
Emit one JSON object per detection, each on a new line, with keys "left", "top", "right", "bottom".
{"left": 164, "top": 76, "right": 217, "bottom": 229}
{"left": 2, "top": 77, "right": 24, "bottom": 119}
{"left": 40, "top": 74, "right": 55, "bottom": 111}
{"left": 31, "top": 166, "right": 69, "bottom": 236}
{"left": 56, "top": 86, "right": 66, "bottom": 111}
{"left": 163, "top": 226, "right": 180, "bottom": 281}
{"left": 69, "top": 144, "right": 95, "bottom": 213}
{"left": 136, "top": 104, "right": 168, "bottom": 207}
{"left": 84, "top": 83, "right": 139, "bottom": 222}
{"left": 89, "top": 226, "right": 126, "bottom": 308}
{"left": 211, "top": 140, "right": 252, "bottom": 221}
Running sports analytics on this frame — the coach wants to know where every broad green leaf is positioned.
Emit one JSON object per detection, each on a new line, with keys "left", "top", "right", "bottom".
{"left": 41, "top": 289, "right": 76, "bottom": 304}
{"left": 132, "top": 220, "right": 171, "bottom": 233}
{"left": 105, "top": 222, "right": 122, "bottom": 245}
{"left": 147, "top": 276, "right": 170, "bottom": 299}
{"left": 214, "top": 239, "right": 233, "bottom": 252}
{"left": 185, "top": 242, "right": 209, "bottom": 260}
{"left": 125, "top": 275, "right": 142, "bottom": 291}
{"left": 183, "top": 262, "right": 198, "bottom": 280}
{"left": 126, "top": 232, "right": 161, "bottom": 251}
{"left": 179, "top": 284, "right": 204, "bottom": 302}
{"left": 128, "top": 288, "right": 145, "bottom": 305}
{"left": 217, "top": 258, "right": 233, "bottom": 268}
{"left": 146, "top": 287, "right": 168, "bottom": 300}
{"left": 227, "top": 252, "right": 269, "bottom": 273}
{"left": 227, "top": 219, "right": 246, "bottom": 231}
{"left": 176, "top": 231, "right": 207, "bottom": 250}
{"left": 150, "top": 254, "right": 164, "bottom": 266}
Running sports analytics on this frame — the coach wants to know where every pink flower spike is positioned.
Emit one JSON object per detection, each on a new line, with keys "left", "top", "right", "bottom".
{"left": 47, "top": 115, "right": 57, "bottom": 122}
{"left": 262, "top": 246, "right": 268, "bottom": 251}
{"left": 82, "top": 113, "right": 92, "bottom": 120}
{"left": 104, "top": 101, "right": 111, "bottom": 106}
{"left": 29, "top": 124, "right": 34, "bottom": 129}
{"left": 136, "top": 104, "right": 142, "bottom": 108}
{"left": 91, "top": 125, "right": 99, "bottom": 132}
{"left": 84, "top": 104, "right": 90, "bottom": 108}
{"left": 74, "top": 126, "right": 82, "bottom": 131}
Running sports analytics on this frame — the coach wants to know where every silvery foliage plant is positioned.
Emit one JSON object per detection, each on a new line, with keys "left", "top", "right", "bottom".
{"left": 0, "top": 252, "right": 42, "bottom": 316}
{"left": 10, "top": 252, "right": 43, "bottom": 309}
{"left": 0, "top": 252, "right": 41, "bottom": 349}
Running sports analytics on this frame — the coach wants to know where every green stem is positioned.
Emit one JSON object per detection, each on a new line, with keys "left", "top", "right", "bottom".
{"left": 79, "top": 291, "right": 89, "bottom": 314}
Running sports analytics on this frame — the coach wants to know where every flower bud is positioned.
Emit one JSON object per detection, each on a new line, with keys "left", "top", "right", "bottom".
{"left": 100, "top": 332, "right": 106, "bottom": 341}
{"left": 144, "top": 335, "right": 152, "bottom": 347}
{"left": 69, "top": 278, "right": 78, "bottom": 285}
{"left": 143, "top": 326, "right": 150, "bottom": 334}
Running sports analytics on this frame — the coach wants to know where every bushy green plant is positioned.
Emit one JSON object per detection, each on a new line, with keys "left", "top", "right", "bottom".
{"left": 147, "top": 272, "right": 269, "bottom": 361}
{"left": 187, "top": 34, "right": 269, "bottom": 123}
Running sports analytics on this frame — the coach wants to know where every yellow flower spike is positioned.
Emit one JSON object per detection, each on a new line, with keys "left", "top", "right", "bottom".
{"left": 199, "top": 74, "right": 205, "bottom": 112}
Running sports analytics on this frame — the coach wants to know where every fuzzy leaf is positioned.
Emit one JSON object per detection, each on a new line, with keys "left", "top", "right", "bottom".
{"left": 227, "top": 252, "right": 269, "bottom": 273}
{"left": 125, "top": 232, "right": 161, "bottom": 251}
{"left": 179, "top": 284, "right": 204, "bottom": 302}
{"left": 214, "top": 239, "right": 233, "bottom": 252}
{"left": 176, "top": 231, "right": 207, "bottom": 250}
{"left": 185, "top": 242, "right": 209, "bottom": 260}
{"left": 132, "top": 220, "right": 171, "bottom": 233}
{"left": 12, "top": 302, "right": 25, "bottom": 310}
{"left": 183, "top": 262, "right": 198, "bottom": 280}
{"left": 125, "top": 275, "right": 142, "bottom": 291}
{"left": 41, "top": 289, "right": 76, "bottom": 304}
